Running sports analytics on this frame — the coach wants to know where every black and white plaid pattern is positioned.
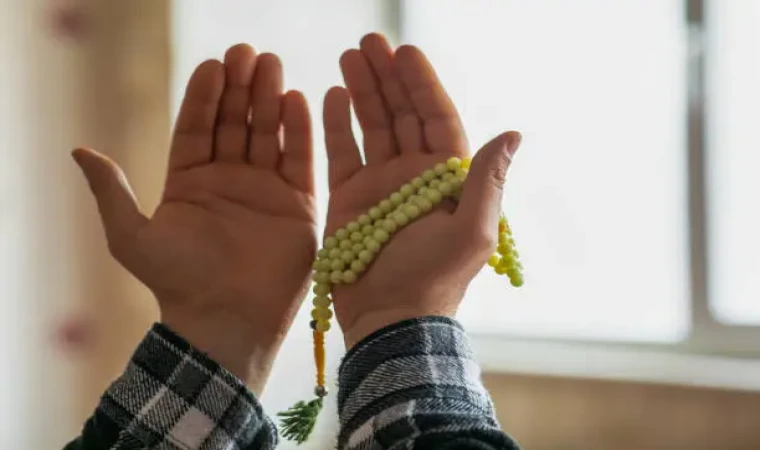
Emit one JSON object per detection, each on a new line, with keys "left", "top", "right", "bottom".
{"left": 86, "top": 323, "right": 277, "bottom": 450}
{"left": 337, "top": 317, "right": 521, "bottom": 450}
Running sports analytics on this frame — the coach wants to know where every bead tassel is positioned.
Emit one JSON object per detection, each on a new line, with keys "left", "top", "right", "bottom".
{"left": 278, "top": 156, "right": 524, "bottom": 443}
{"left": 314, "top": 331, "right": 326, "bottom": 388}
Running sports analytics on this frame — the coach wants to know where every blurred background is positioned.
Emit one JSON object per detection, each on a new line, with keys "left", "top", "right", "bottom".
{"left": 2, "top": 0, "right": 759, "bottom": 449}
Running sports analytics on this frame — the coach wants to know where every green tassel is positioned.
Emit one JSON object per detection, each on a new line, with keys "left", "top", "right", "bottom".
{"left": 277, "top": 397, "right": 323, "bottom": 444}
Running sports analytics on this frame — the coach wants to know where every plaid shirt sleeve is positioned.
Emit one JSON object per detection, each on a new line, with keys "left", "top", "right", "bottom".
{"left": 336, "top": 317, "right": 521, "bottom": 450}
{"left": 64, "top": 323, "right": 278, "bottom": 450}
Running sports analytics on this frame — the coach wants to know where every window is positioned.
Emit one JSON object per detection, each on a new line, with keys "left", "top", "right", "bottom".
{"left": 172, "top": 0, "right": 760, "bottom": 357}
{"left": 705, "top": 0, "right": 760, "bottom": 325}
{"left": 403, "top": 0, "right": 690, "bottom": 343}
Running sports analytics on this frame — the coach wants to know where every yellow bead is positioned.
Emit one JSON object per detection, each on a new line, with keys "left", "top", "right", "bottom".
{"left": 414, "top": 196, "right": 433, "bottom": 212}
{"left": 382, "top": 219, "right": 397, "bottom": 233}
{"left": 369, "top": 207, "right": 383, "bottom": 220}
{"left": 340, "top": 250, "right": 355, "bottom": 262}
{"left": 343, "top": 270, "right": 358, "bottom": 284}
{"left": 351, "top": 232, "right": 363, "bottom": 242}
{"left": 340, "top": 240, "right": 353, "bottom": 250}
{"left": 374, "top": 229, "right": 390, "bottom": 243}
{"left": 497, "top": 258, "right": 512, "bottom": 270}
{"left": 498, "top": 233, "right": 510, "bottom": 246}
{"left": 358, "top": 250, "right": 373, "bottom": 263}
{"left": 446, "top": 157, "right": 462, "bottom": 171}
{"left": 328, "top": 248, "right": 342, "bottom": 259}
{"left": 313, "top": 283, "right": 331, "bottom": 296}
{"left": 330, "top": 270, "right": 343, "bottom": 284}
{"left": 438, "top": 181, "right": 453, "bottom": 195}
{"left": 330, "top": 259, "right": 346, "bottom": 271}
{"left": 312, "top": 308, "right": 333, "bottom": 320}
{"left": 426, "top": 189, "right": 443, "bottom": 204}
{"left": 379, "top": 200, "right": 394, "bottom": 213}
{"left": 393, "top": 211, "right": 409, "bottom": 227}
{"left": 313, "top": 272, "right": 330, "bottom": 284}
{"left": 313, "top": 296, "right": 331, "bottom": 308}
{"left": 404, "top": 204, "right": 421, "bottom": 219}
{"left": 497, "top": 244, "right": 510, "bottom": 255}
{"left": 347, "top": 221, "right": 360, "bottom": 232}
{"left": 450, "top": 176, "right": 463, "bottom": 190}
{"left": 351, "top": 243, "right": 364, "bottom": 253}
{"left": 461, "top": 158, "right": 472, "bottom": 169}
{"left": 361, "top": 224, "right": 374, "bottom": 235}
{"left": 433, "top": 163, "right": 447, "bottom": 175}
{"left": 315, "top": 320, "right": 331, "bottom": 332}
{"left": 400, "top": 184, "right": 415, "bottom": 198}
{"left": 390, "top": 192, "right": 404, "bottom": 206}
{"left": 317, "top": 248, "right": 329, "bottom": 259}
{"left": 411, "top": 177, "right": 425, "bottom": 189}
{"left": 317, "top": 260, "right": 332, "bottom": 272}
{"left": 494, "top": 265, "right": 507, "bottom": 275}
{"left": 429, "top": 179, "right": 441, "bottom": 189}
{"left": 324, "top": 237, "right": 338, "bottom": 249}
{"left": 455, "top": 168, "right": 468, "bottom": 180}
{"left": 358, "top": 214, "right": 371, "bottom": 225}
{"left": 335, "top": 228, "right": 349, "bottom": 240}
{"left": 510, "top": 274, "right": 524, "bottom": 287}
{"left": 351, "top": 260, "right": 366, "bottom": 273}
{"left": 422, "top": 169, "right": 436, "bottom": 182}
{"left": 487, "top": 254, "right": 500, "bottom": 267}
{"left": 442, "top": 172, "right": 454, "bottom": 182}
{"left": 366, "top": 238, "right": 380, "bottom": 253}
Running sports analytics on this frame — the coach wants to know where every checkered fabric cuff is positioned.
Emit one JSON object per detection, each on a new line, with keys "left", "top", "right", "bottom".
{"left": 92, "top": 323, "right": 277, "bottom": 450}
{"left": 337, "top": 317, "right": 519, "bottom": 450}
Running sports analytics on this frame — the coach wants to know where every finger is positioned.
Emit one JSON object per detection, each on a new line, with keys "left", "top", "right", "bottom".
{"left": 280, "top": 90, "right": 313, "bottom": 193}
{"left": 360, "top": 33, "right": 424, "bottom": 154}
{"left": 214, "top": 44, "right": 257, "bottom": 163}
{"left": 248, "top": 53, "right": 283, "bottom": 169}
{"left": 71, "top": 148, "right": 148, "bottom": 257}
{"left": 323, "top": 86, "right": 362, "bottom": 190}
{"left": 169, "top": 59, "right": 225, "bottom": 171}
{"left": 394, "top": 45, "right": 468, "bottom": 156}
{"left": 339, "top": 49, "right": 397, "bottom": 164}
{"left": 456, "top": 132, "right": 521, "bottom": 239}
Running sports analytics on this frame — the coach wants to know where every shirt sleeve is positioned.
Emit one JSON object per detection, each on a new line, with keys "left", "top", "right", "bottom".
{"left": 64, "top": 323, "right": 278, "bottom": 450}
{"left": 336, "top": 316, "right": 521, "bottom": 450}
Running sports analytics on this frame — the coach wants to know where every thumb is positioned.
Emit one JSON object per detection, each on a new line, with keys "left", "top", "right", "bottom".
{"left": 456, "top": 131, "right": 521, "bottom": 230}
{"left": 72, "top": 148, "right": 148, "bottom": 255}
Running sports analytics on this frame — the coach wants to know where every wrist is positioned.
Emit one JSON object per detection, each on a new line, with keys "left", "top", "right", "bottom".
{"left": 160, "top": 306, "right": 282, "bottom": 395}
{"left": 334, "top": 286, "right": 463, "bottom": 348}
{"left": 341, "top": 307, "right": 455, "bottom": 349}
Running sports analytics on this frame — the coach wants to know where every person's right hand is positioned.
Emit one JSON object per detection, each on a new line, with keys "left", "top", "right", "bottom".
{"left": 74, "top": 44, "right": 317, "bottom": 392}
{"left": 322, "top": 33, "right": 522, "bottom": 348}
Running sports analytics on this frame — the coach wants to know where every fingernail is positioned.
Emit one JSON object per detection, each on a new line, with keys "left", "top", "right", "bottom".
{"left": 506, "top": 132, "right": 522, "bottom": 158}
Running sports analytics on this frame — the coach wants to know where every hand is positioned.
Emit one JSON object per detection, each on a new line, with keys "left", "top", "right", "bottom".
{"left": 74, "top": 44, "right": 317, "bottom": 392}
{"left": 323, "top": 34, "right": 521, "bottom": 348}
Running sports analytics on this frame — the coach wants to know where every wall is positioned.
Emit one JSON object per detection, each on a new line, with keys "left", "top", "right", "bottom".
{"left": 485, "top": 373, "right": 760, "bottom": 450}
{"left": 0, "top": 0, "right": 88, "bottom": 447}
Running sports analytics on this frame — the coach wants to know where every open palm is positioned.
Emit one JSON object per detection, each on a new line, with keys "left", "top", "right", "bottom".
{"left": 75, "top": 45, "right": 317, "bottom": 382}
{"left": 322, "top": 34, "right": 520, "bottom": 344}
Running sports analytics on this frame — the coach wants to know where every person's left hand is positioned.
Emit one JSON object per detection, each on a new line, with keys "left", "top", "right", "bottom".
{"left": 74, "top": 44, "right": 317, "bottom": 392}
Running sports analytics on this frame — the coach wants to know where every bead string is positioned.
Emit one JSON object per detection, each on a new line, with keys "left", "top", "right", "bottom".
{"left": 279, "top": 156, "right": 523, "bottom": 442}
